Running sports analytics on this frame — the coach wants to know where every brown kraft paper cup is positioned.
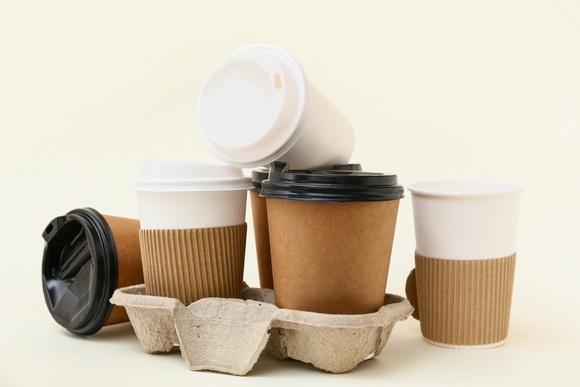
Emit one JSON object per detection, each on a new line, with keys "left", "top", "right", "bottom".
{"left": 102, "top": 215, "right": 143, "bottom": 326}
{"left": 267, "top": 198, "right": 399, "bottom": 314}
{"left": 408, "top": 251, "right": 517, "bottom": 347}
{"left": 249, "top": 191, "right": 274, "bottom": 289}
{"left": 139, "top": 223, "right": 247, "bottom": 307}
{"left": 248, "top": 165, "right": 361, "bottom": 291}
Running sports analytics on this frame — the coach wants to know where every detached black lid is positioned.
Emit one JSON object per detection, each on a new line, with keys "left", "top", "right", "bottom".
{"left": 260, "top": 162, "right": 404, "bottom": 202}
{"left": 41, "top": 208, "right": 118, "bottom": 335}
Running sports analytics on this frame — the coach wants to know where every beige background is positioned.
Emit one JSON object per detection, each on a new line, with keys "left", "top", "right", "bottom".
{"left": 1, "top": 1, "right": 578, "bottom": 385}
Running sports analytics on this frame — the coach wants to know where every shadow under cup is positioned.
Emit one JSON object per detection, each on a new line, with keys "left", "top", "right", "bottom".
{"left": 407, "top": 180, "right": 524, "bottom": 348}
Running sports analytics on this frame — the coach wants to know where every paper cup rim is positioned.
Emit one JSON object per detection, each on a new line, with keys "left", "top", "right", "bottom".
{"left": 408, "top": 180, "right": 525, "bottom": 198}
{"left": 132, "top": 160, "right": 251, "bottom": 192}
{"left": 131, "top": 177, "right": 251, "bottom": 192}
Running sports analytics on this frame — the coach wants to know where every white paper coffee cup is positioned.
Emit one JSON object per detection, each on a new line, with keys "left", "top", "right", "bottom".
{"left": 408, "top": 180, "right": 525, "bottom": 260}
{"left": 198, "top": 44, "right": 355, "bottom": 170}
{"left": 407, "top": 180, "right": 525, "bottom": 349}
{"left": 131, "top": 160, "right": 251, "bottom": 229}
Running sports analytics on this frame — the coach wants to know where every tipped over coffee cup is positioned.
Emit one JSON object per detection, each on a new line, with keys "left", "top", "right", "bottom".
{"left": 41, "top": 208, "right": 142, "bottom": 335}
{"left": 198, "top": 45, "right": 355, "bottom": 170}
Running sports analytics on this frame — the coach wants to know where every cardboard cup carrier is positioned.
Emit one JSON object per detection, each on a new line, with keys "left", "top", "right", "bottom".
{"left": 41, "top": 208, "right": 143, "bottom": 335}
{"left": 132, "top": 160, "right": 251, "bottom": 307}
{"left": 260, "top": 162, "right": 404, "bottom": 314}
{"left": 198, "top": 44, "right": 355, "bottom": 170}
{"left": 250, "top": 164, "right": 363, "bottom": 290}
{"left": 406, "top": 180, "right": 524, "bottom": 349}
{"left": 111, "top": 284, "right": 414, "bottom": 375}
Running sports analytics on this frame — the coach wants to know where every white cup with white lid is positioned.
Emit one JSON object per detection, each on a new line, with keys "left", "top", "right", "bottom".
{"left": 198, "top": 44, "right": 355, "bottom": 170}
{"left": 131, "top": 160, "right": 251, "bottom": 229}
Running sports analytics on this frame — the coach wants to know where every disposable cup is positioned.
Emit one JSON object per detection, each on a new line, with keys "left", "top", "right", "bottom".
{"left": 198, "top": 44, "right": 355, "bottom": 170}
{"left": 249, "top": 164, "right": 364, "bottom": 290}
{"left": 132, "top": 160, "right": 250, "bottom": 229}
{"left": 406, "top": 180, "right": 524, "bottom": 348}
{"left": 261, "top": 162, "right": 404, "bottom": 314}
{"left": 41, "top": 208, "right": 142, "bottom": 335}
{"left": 131, "top": 160, "right": 251, "bottom": 305}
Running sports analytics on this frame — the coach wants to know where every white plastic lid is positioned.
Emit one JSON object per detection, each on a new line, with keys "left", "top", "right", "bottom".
{"left": 198, "top": 44, "right": 312, "bottom": 168}
{"left": 131, "top": 160, "right": 251, "bottom": 192}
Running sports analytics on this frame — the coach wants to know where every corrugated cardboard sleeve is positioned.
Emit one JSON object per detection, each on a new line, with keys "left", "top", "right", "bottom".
{"left": 267, "top": 198, "right": 399, "bottom": 314}
{"left": 102, "top": 215, "right": 143, "bottom": 326}
{"left": 414, "top": 252, "right": 516, "bottom": 346}
{"left": 139, "top": 223, "right": 247, "bottom": 307}
{"left": 249, "top": 191, "right": 274, "bottom": 289}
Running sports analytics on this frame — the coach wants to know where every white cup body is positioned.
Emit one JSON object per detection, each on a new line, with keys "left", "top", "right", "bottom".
{"left": 132, "top": 161, "right": 251, "bottom": 230}
{"left": 408, "top": 180, "right": 524, "bottom": 260}
{"left": 277, "top": 83, "right": 354, "bottom": 169}
{"left": 198, "top": 44, "right": 354, "bottom": 170}
{"left": 136, "top": 190, "right": 247, "bottom": 229}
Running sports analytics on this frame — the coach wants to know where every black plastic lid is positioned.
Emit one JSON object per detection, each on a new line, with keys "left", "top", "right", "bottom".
{"left": 331, "top": 164, "right": 363, "bottom": 171}
{"left": 250, "top": 164, "right": 364, "bottom": 193}
{"left": 41, "top": 208, "right": 118, "bottom": 335}
{"left": 260, "top": 162, "right": 404, "bottom": 202}
{"left": 250, "top": 168, "right": 270, "bottom": 193}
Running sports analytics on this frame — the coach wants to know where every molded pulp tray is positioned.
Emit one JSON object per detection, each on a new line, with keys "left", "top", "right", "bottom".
{"left": 110, "top": 284, "right": 413, "bottom": 375}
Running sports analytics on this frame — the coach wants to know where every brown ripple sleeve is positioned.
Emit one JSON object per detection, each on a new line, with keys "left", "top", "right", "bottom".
{"left": 139, "top": 223, "right": 247, "bottom": 307}
{"left": 414, "top": 252, "right": 516, "bottom": 346}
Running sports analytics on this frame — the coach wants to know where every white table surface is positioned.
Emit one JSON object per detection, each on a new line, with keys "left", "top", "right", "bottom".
{"left": 1, "top": 1, "right": 579, "bottom": 386}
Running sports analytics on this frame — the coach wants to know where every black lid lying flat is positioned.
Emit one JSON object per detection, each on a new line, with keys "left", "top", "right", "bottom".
{"left": 251, "top": 164, "right": 363, "bottom": 193}
{"left": 41, "top": 208, "right": 118, "bottom": 335}
{"left": 260, "top": 162, "right": 404, "bottom": 202}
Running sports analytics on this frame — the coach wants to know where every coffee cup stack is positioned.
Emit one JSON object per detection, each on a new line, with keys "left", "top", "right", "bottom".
{"left": 194, "top": 44, "right": 404, "bottom": 314}
{"left": 128, "top": 44, "right": 402, "bottom": 315}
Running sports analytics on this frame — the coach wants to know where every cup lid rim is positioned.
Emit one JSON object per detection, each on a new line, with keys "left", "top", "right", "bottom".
{"left": 260, "top": 162, "right": 404, "bottom": 202}
{"left": 131, "top": 177, "right": 252, "bottom": 192}
{"left": 197, "top": 44, "right": 311, "bottom": 168}
{"left": 132, "top": 160, "right": 251, "bottom": 192}
{"left": 407, "top": 180, "right": 525, "bottom": 197}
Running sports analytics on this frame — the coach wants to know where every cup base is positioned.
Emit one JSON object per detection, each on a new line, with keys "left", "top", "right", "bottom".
{"left": 424, "top": 338, "right": 506, "bottom": 350}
